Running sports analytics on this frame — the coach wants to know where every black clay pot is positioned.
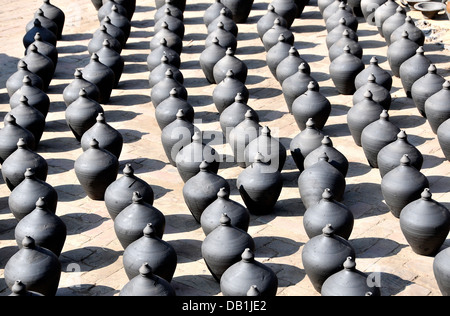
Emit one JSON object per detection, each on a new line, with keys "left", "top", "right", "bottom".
{"left": 155, "top": 8, "right": 185, "bottom": 40}
{"left": 354, "top": 56, "right": 393, "bottom": 91}
{"left": 6, "top": 60, "right": 44, "bottom": 97}
{"left": 63, "top": 69, "right": 101, "bottom": 107}
{"left": 9, "top": 280, "right": 44, "bottom": 296}
{"left": 25, "top": 32, "right": 58, "bottom": 67}
{"left": 303, "top": 135, "right": 349, "bottom": 177}
{"left": 99, "top": 16, "right": 127, "bottom": 47}
{"left": 400, "top": 189, "right": 450, "bottom": 256}
{"left": 26, "top": 9, "right": 59, "bottom": 39}
{"left": 74, "top": 139, "right": 119, "bottom": 200}
{"left": 326, "top": 2, "right": 358, "bottom": 33}
{"left": 150, "top": 22, "right": 183, "bottom": 55}
{"left": 321, "top": 256, "right": 381, "bottom": 296}
{"left": 204, "top": 0, "right": 232, "bottom": 27}
{"left": 323, "top": 0, "right": 352, "bottom": 21}
{"left": 102, "top": 0, "right": 136, "bottom": 20}
{"left": 104, "top": 164, "right": 154, "bottom": 221}
{"left": 175, "top": 131, "right": 221, "bottom": 182}
{"left": 377, "top": 130, "right": 423, "bottom": 178}
{"left": 347, "top": 0, "right": 363, "bottom": 16}
{"left": 114, "top": 192, "right": 166, "bottom": 249}
{"left": 326, "top": 17, "right": 359, "bottom": 50}
{"left": 4, "top": 236, "right": 61, "bottom": 296}
{"left": 303, "top": 188, "right": 354, "bottom": 240}
{"left": 328, "top": 29, "right": 363, "bottom": 62}
{"left": 199, "top": 37, "right": 227, "bottom": 84}
{"left": 208, "top": 8, "right": 238, "bottom": 37}
{"left": 120, "top": 263, "right": 176, "bottom": 296}
{"left": 23, "top": 19, "right": 57, "bottom": 49}
{"left": 88, "top": 25, "right": 123, "bottom": 56}
{"left": 292, "top": 81, "right": 331, "bottom": 130}
{"left": 374, "top": 0, "right": 398, "bottom": 36}
{"left": 1, "top": 138, "right": 47, "bottom": 191}
{"left": 276, "top": 46, "right": 311, "bottom": 85}
{"left": 14, "top": 197, "right": 66, "bottom": 257}
{"left": 213, "top": 48, "right": 248, "bottom": 84}
{"left": 298, "top": 152, "right": 346, "bottom": 209}
{"left": 228, "top": 110, "right": 261, "bottom": 167}
{"left": 39, "top": 0, "right": 65, "bottom": 40}
{"left": 381, "top": 154, "right": 429, "bottom": 218}
{"left": 437, "top": 118, "right": 450, "bottom": 162}
{"left": 95, "top": 39, "right": 125, "bottom": 88}
{"left": 301, "top": 224, "right": 356, "bottom": 293}
{"left": 399, "top": 46, "right": 431, "bottom": 98}
{"left": 382, "top": 6, "right": 407, "bottom": 45}
{"left": 0, "top": 114, "right": 36, "bottom": 163}
{"left": 82, "top": 53, "right": 115, "bottom": 104}
{"left": 290, "top": 118, "right": 325, "bottom": 171}
{"left": 244, "top": 126, "right": 286, "bottom": 171}
{"left": 390, "top": 16, "right": 425, "bottom": 47}
{"left": 200, "top": 187, "right": 250, "bottom": 235}
{"left": 152, "top": 51, "right": 182, "bottom": 83}
{"left": 266, "top": 34, "right": 292, "bottom": 78}
{"left": 433, "top": 247, "right": 450, "bottom": 296}
{"left": 347, "top": 90, "right": 384, "bottom": 147}
{"left": 329, "top": 45, "right": 365, "bottom": 95}
{"left": 183, "top": 161, "right": 230, "bottom": 223}
{"left": 213, "top": 70, "right": 249, "bottom": 114}
{"left": 151, "top": 69, "right": 188, "bottom": 108}
{"left": 202, "top": 213, "right": 255, "bottom": 281}
{"left": 9, "top": 95, "right": 45, "bottom": 145}
{"left": 262, "top": 18, "right": 295, "bottom": 52}
{"left": 353, "top": 74, "right": 391, "bottom": 111}
{"left": 361, "top": 0, "right": 387, "bottom": 25}
{"left": 361, "top": 110, "right": 400, "bottom": 168}
{"left": 22, "top": 44, "right": 55, "bottom": 91}
{"left": 156, "top": 0, "right": 184, "bottom": 22}
{"left": 425, "top": 81, "right": 450, "bottom": 134}
{"left": 10, "top": 76, "right": 50, "bottom": 118}
{"left": 103, "top": 4, "right": 131, "bottom": 41}
{"left": 98, "top": 1, "right": 128, "bottom": 23}
{"left": 387, "top": 30, "right": 420, "bottom": 78}
{"left": 65, "top": 89, "right": 105, "bottom": 141}
{"left": 269, "top": 0, "right": 298, "bottom": 27}
{"left": 205, "top": 22, "right": 238, "bottom": 52}
{"left": 156, "top": 88, "right": 194, "bottom": 130}
{"left": 220, "top": 248, "right": 278, "bottom": 297}
{"left": 156, "top": 0, "right": 185, "bottom": 11}
{"left": 282, "top": 63, "right": 318, "bottom": 114}
{"left": 220, "top": 0, "right": 254, "bottom": 23}
{"left": 9, "top": 168, "right": 58, "bottom": 221}
{"left": 220, "top": 93, "right": 259, "bottom": 141}
{"left": 161, "top": 109, "right": 198, "bottom": 166}
{"left": 411, "top": 64, "right": 445, "bottom": 118}
{"left": 123, "top": 223, "right": 177, "bottom": 282}
{"left": 257, "top": 4, "right": 288, "bottom": 40}
{"left": 318, "top": 0, "right": 335, "bottom": 14}
{"left": 237, "top": 152, "right": 284, "bottom": 215}
{"left": 147, "top": 38, "right": 181, "bottom": 71}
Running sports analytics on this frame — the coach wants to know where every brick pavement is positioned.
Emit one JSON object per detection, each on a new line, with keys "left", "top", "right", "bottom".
{"left": 0, "top": 0, "right": 449, "bottom": 296}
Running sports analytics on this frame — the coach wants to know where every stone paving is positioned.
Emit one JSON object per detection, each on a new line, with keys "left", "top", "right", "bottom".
{"left": 0, "top": 0, "right": 449, "bottom": 296}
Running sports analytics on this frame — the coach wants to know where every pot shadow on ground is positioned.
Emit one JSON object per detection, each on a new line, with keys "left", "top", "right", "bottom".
{"left": 194, "top": 110, "right": 220, "bottom": 123}
{"left": 60, "top": 212, "right": 108, "bottom": 236}
{"left": 346, "top": 161, "right": 373, "bottom": 178}
{"left": 0, "top": 219, "right": 16, "bottom": 241}
{"left": 0, "top": 246, "right": 19, "bottom": 269}
{"left": 57, "top": 45, "right": 87, "bottom": 55}
{"left": 274, "top": 263, "right": 306, "bottom": 288}
{"left": 421, "top": 154, "right": 446, "bottom": 169}
{"left": 117, "top": 79, "right": 149, "bottom": 90}
{"left": 248, "top": 86, "right": 282, "bottom": 99}
{"left": 122, "top": 62, "right": 150, "bottom": 74}
{"left": 61, "top": 33, "right": 93, "bottom": 42}
{"left": 38, "top": 136, "right": 80, "bottom": 152}
{"left": 343, "top": 182, "right": 389, "bottom": 218}
{"left": 235, "top": 45, "right": 266, "bottom": 55}
{"left": 0, "top": 196, "right": 10, "bottom": 215}
{"left": 164, "top": 214, "right": 200, "bottom": 235}
{"left": 56, "top": 285, "right": 117, "bottom": 296}
{"left": 118, "top": 157, "right": 167, "bottom": 175}
{"left": 168, "top": 238, "right": 203, "bottom": 263}
{"left": 187, "top": 94, "right": 214, "bottom": 107}
{"left": 44, "top": 119, "right": 71, "bottom": 133}
{"left": 108, "top": 93, "right": 150, "bottom": 106}
{"left": 54, "top": 184, "right": 87, "bottom": 202}
{"left": 359, "top": 39, "right": 388, "bottom": 49}
{"left": 428, "top": 175, "right": 450, "bottom": 194}
{"left": 291, "top": 24, "right": 326, "bottom": 34}
{"left": 258, "top": 109, "right": 287, "bottom": 123}
{"left": 350, "top": 237, "right": 406, "bottom": 259}
{"left": 172, "top": 275, "right": 221, "bottom": 296}
{"left": 117, "top": 128, "right": 149, "bottom": 144}
{"left": 183, "top": 43, "right": 206, "bottom": 54}
{"left": 253, "top": 236, "right": 303, "bottom": 258}
{"left": 183, "top": 76, "right": 213, "bottom": 88}
{"left": 322, "top": 122, "right": 352, "bottom": 137}
{"left": 181, "top": 59, "right": 202, "bottom": 70}
{"left": 389, "top": 114, "right": 427, "bottom": 129}
{"left": 103, "top": 109, "right": 141, "bottom": 123}
{"left": 46, "top": 158, "right": 76, "bottom": 175}
{"left": 60, "top": 246, "right": 122, "bottom": 272}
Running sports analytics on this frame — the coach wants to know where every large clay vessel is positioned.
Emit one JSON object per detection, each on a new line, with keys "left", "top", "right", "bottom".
{"left": 361, "top": 0, "right": 386, "bottom": 25}
{"left": 82, "top": 53, "right": 115, "bottom": 104}
{"left": 220, "top": 0, "right": 254, "bottom": 23}
{"left": 387, "top": 30, "right": 419, "bottom": 78}
{"left": 103, "top": 4, "right": 131, "bottom": 41}
{"left": 39, "top": 0, "right": 65, "bottom": 39}
{"left": 213, "top": 70, "right": 249, "bottom": 114}
{"left": 433, "top": 247, "right": 450, "bottom": 296}
{"left": 88, "top": 25, "right": 123, "bottom": 56}
{"left": 303, "top": 188, "right": 354, "bottom": 240}
{"left": 326, "top": 2, "right": 358, "bottom": 33}
{"left": 266, "top": 34, "right": 292, "bottom": 78}
{"left": 269, "top": 0, "right": 298, "bottom": 27}
{"left": 262, "top": 18, "right": 295, "bottom": 52}
{"left": 156, "top": 0, "right": 186, "bottom": 11}
{"left": 95, "top": 39, "right": 125, "bottom": 88}
{"left": 411, "top": 64, "right": 445, "bottom": 118}
{"left": 122, "top": 223, "right": 177, "bottom": 282}
{"left": 26, "top": 9, "right": 59, "bottom": 39}
{"left": 14, "top": 197, "right": 66, "bottom": 257}
{"left": 23, "top": 19, "right": 57, "bottom": 49}
{"left": 373, "top": 0, "right": 398, "bottom": 36}
{"left": 63, "top": 69, "right": 100, "bottom": 107}
{"left": 237, "top": 153, "right": 284, "bottom": 215}
{"left": 256, "top": 4, "right": 288, "bottom": 40}
{"left": 437, "top": 118, "right": 450, "bottom": 162}
{"left": 282, "top": 63, "right": 318, "bottom": 113}
{"left": 205, "top": 22, "right": 237, "bottom": 52}
{"left": 213, "top": 48, "right": 248, "bottom": 84}
{"left": 22, "top": 44, "right": 55, "bottom": 91}
{"left": 329, "top": 45, "right": 364, "bottom": 95}
{"left": 424, "top": 81, "right": 450, "bottom": 134}
{"left": 290, "top": 118, "right": 325, "bottom": 171}
{"left": 360, "top": 110, "right": 400, "bottom": 168}
{"left": 154, "top": 7, "right": 186, "bottom": 40}
{"left": 155, "top": 88, "right": 195, "bottom": 130}
{"left": 102, "top": 0, "right": 136, "bottom": 20}
{"left": 354, "top": 56, "right": 392, "bottom": 91}
{"left": 151, "top": 69, "right": 188, "bottom": 108}
{"left": 400, "top": 189, "right": 450, "bottom": 256}
{"left": 276, "top": 46, "right": 311, "bottom": 85}
{"left": 382, "top": 6, "right": 407, "bottom": 45}
{"left": 9, "top": 96, "right": 45, "bottom": 145}
{"left": 74, "top": 139, "right": 119, "bottom": 200}
{"left": 147, "top": 38, "right": 181, "bottom": 71}
{"left": 381, "top": 155, "right": 429, "bottom": 218}
{"left": 352, "top": 74, "right": 391, "bottom": 110}
{"left": 199, "top": 37, "right": 227, "bottom": 84}
{"left": 301, "top": 224, "right": 355, "bottom": 293}
{"left": 318, "top": 0, "right": 335, "bottom": 14}
{"left": 99, "top": 16, "right": 127, "bottom": 47}
{"left": 390, "top": 16, "right": 425, "bottom": 47}
{"left": 399, "top": 46, "right": 431, "bottom": 98}
{"left": 201, "top": 213, "right": 255, "bottom": 281}
{"left": 328, "top": 29, "right": 363, "bottom": 62}
{"left": 6, "top": 60, "right": 44, "bottom": 97}
{"left": 0, "top": 114, "right": 36, "bottom": 163}
{"left": 220, "top": 248, "right": 278, "bottom": 297}
{"left": 98, "top": 0, "right": 128, "bottom": 22}
{"left": 204, "top": 0, "right": 232, "bottom": 27}
{"left": 10, "top": 76, "right": 50, "bottom": 119}
{"left": 207, "top": 8, "right": 239, "bottom": 37}
{"left": 183, "top": 161, "right": 230, "bottom": 223}
{"left": 150, "top": 22, "right": 183, "bottom": 55}
{"left": 8, "top": 168, "right": 58, "bottom": 221}
{"left": 25, "top": 32, "right": 58, "bottom": 67}
{"left": 120, "top": 263, "right": 176, "bottom": 296}
{"left": 326, "top": 18, "right": 359, "bottom": 50}
{"left": 323, "top": 0, "right": 352, "bottom": 21}
{"left": 4, "top": 236, "right": 61, "bottom": 296}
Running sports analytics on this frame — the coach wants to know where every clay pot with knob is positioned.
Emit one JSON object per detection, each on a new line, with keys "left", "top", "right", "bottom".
{"left": 199, "top": 37, "right": 227, "bottom": 84}
{"left": 387, "top": 30, "right": 420, "bottom": 78}
{"left": 381, "top": 154, "right": 429, "bottom": 218}
{"left": 257, "top": 4, "right": 288, "bottom": 40}
{"left": 301, "top": 224, "right": 356, "bottom": 293}
{"left": 276, "top": 46, "right": 311, "bottom": 85}
{"left": 326, "top": 17, "right": 359, "bottom": 50}
{"left": 220, "top": 248, "right": 278, "bottom": 297}
{"left": 347, "top": 0, "right": 364, "bottom": 16}
{"left": 400, "top": 188, "right": 450, "bottom": 256}
{"left": 99, "top": 15, "right": 127, "bottom": 46}
{"left": 88, "top": 25, "right": 123, "bottom": 56}
{"left": 150, "top": 22, "right": 183, "bottom": 55}
{"left": 155, "top": 88, "right": 194, "bottom": 130}
{"left": 63, "top": 69, "right": 101, "bottom": 107}
{"left": 328, "top": 29, "right": 363, "bottom": 62}
{"left": 74, "top": 139, "right": 119, "bottom": 200}
{"left": 92, "top": 0, "right": 104, "bottom": 10}
{"left": 318, "top": 0, "right": 335, "bottom": 14}
{"left": 23, "top": 19, "right": 57, "bottom": 49}
{"left": 151, "top": 69, "right": 188, "bottom": 108}
{"left": 352, "top": 74, "right": 391, "bottom": 111}
{"left": 377, "top": 130, "right": 423, "bottom": 178}
{"left": 154, "top": 7, "right": 185, "bottom": 40}
{"left": 175, "top": 131, "right": 221, "bottom": 182}
{"left": 102, "top": 0, "right": 136, "bottom": 20}
{"left": 22, "top": 44, "right": 55, "bottom": 91}
{"left": 103, "top": 4, "right": 131, "bottom": 41}
{"left": 8, "top": 168, "right": 58, "bottom": 221}
{"left": 104, "top": 164, "right": 154, "bottom": 221}
{"left": 1, "top": 138, "right": 48, "bottom": 191}
{"left": 424, "top": 81, "right": 450, "bottom": 134}
{"left": 269, "top": 0, "right": 298, "bottom": 27}
{"left": 123, "top": 223, "right": 177, "bottom": 282}
{"left": 26, "top": 9, "right": 59, "bottom": 39}
{"left": 282, "top": 63, "right": 318, "bottom": 113}
{"left": 411, "top": 64, "right": 445, "bottom": 118}
{"left": 291, "top": 81, "right": 331, "bottom": 130}
{"left": 361, "top": 110, "right": 400, "bottom": 168}
{"left": 160, "top": 109, "right": 199, "bottom": 166}
{"left": 433, "top": 247, "right": 450, "bottom": 296}
{"left": 220, "top": 0, "right": 254, "bottom": 23}
{"left": 156, "top": 0, "right": 185, "bottom": 11}
{"left": 82, "top": 53, "right": 115, "bottom": 104}
{"left": 0, "top": 114, "right": 36, "bottom": 163}
{"left": 98, "top": 1, "right": 128, "bottom": 20}
{"left": 6, "top": 60, "right": 44, "bottom": 97}
{"left": 26, "top": 32, "right": 58, "bottom": 67}
{"left": 213, "top": 69, "right": 249, "bottom": 114}
{"left": 65, "top": 88, "right": 105, "bottom": 141}
{"left": 303, "top": 135, "right": 349, "bottom": 177}
{"left": 120, "top": 263, "right": 176, "bottom": 296}
{"left": 390, "top": 16, "right": 425, "bottom": 47}
{"left": 183, "top": 161, "right": 230, "bottom": 223}
{"left": 14, "top": 197, "right": 66, "bottom": 257}
{"left": 208, "top": 7, "right": 238, "bottom": 37}
{"left": 204, "top": 0, "right": 233, "bottom": 27}
{"left": 200, "top": 187, "right": 250, "bottom": 236}
{"left": 437, "top": 118, "right": 450, "bottom": 162}
{"left": 149, "top": 54, "right": 184, "bottom": 88}
{"left": 205, "top": 22, "right": 238, "bottom": 52}
{"left": 399, "top": 46, "right": 431, "bottom": 98}
{"left": 39, "top": 0, "right": 65, "bottom": 40}
{"left": 355, "top": 56, "right": 392, "bottom": 91}
{"left": 323, "top": 0, "right": 352, "bottom": 21}
{"left": 9, "top": 95, "right": 45, "bottom": 145}
{"left": 147, "top": 38, "right": 181, "bottom": 71}
{"left": 382, "top": 6, "right": 407, "bottom": 45}
{"left": 80, "top": 113, "right": 123, "bottom": 159}
{"left": 213, "top": 48, "right": 248, "bottom": 84}
{"left": 321, "top": 256, "right": 381, "bottom": 296}
{"left": 326, "top": 2, "right": 358, "bottom": 33}
{"left": 347, "top": 90, "right": 384, "bottom": 147}
{"left": 303, "top": 188, "right": 354, "bottom": 240}
{"left": 4, "top": 236, "right": 61, "bottom": 296}
{"left": 237, "top": 152, "right": 284, "bottom": 215}
{"left": 290, "top": 118, "right": 325, "bottom": 171}
{"left": 266, "top": 34, "right": 292, "bottom": 78}
{"left": 9, "top": 280, "right": 44, "bottom": 296}
{"left": 298, "top": 152, "right": 346, "bottom": 209}
{"left": 329, "top": 45, "right": 365, "bottom": 95}
{"left": 114, "top": 192, "right": 166, "bottom": 249}
{"left": 361, "top": 0, "right": 387, "bottom": 25}
{"left": 95, "top": 39, "right": 125, "bottom": 88}
{"left": 10, "top": 76, "right": 50, "bottom": 118}
{"left": 262, "top": 18, "right": 295, "bottom": 52}
{"left": 202, "top": 213, "right": 255, "bottom": 281}
{"left": 374, "top": 0, "right": 399, "bottom": 36}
